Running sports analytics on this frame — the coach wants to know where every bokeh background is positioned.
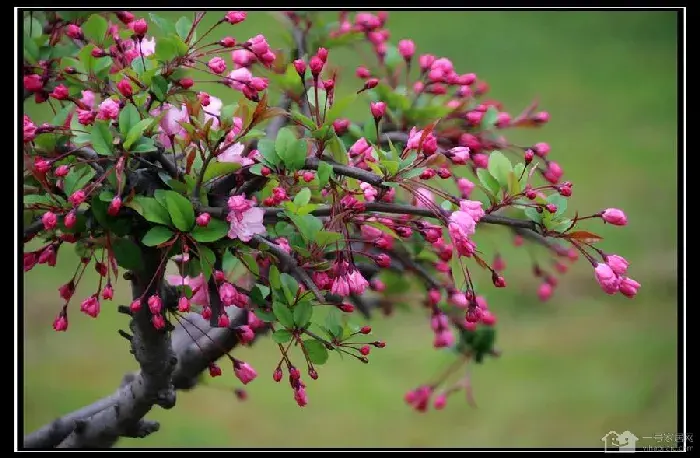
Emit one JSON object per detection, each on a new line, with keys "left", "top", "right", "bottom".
{"left": 22, "top": 10, "right": 679, "bottom": 448}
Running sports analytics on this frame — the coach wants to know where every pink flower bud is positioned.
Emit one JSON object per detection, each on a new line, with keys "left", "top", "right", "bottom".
{"left": 534, "top": 142, "right": 550, "bottom": 157}
{"left": 537, "top": 282, "right": 553, "bottom": 301}
{"left": 97, "top": 98, "right": 120, "bottom": 120}
{"left": 356, "top": 66, "right": 371, "bottom": 79}
{"left": 492, "top": 274, "right": 506, "bottom": 288}
{"left": 456, "top": 178, "right": 475, "bottom": 198}
{"left": 147, "top": 294, "right": 162, "bottom": 314}
{"left": 398, "top": 39, "right": 415, "bottom": 60}
{"left": 130, "top": 18, "right": 148, "bottom": 36}
{"left": 179, "top": 78, "right": 194, "bottom": 89}
{"left": 50, "top": 85, "right": 69, "bottom": 100}
{"left": 466, "top": 111, "right": 483, "bottom": 125}
{"left": 601, "top": 208, "right": 627, "bottom": 226}
{"left": 533, "top": 111, "right": 550, "bottom": 123}
{"left": 360, "top": 345, "right": 371, "bottom": 356}
{"left": 225, "top": 11, "right": 246, "bottom": 24}
{"left": 107, "top": 196, "right": 122, "bottom": 216}
{"left": 209, "top": 363, "right": 222, "bottom": 378}
{"left": 544, "top": 161, "right": 563, "bottom": 184}
{"left": 65, "top": 24, "right": 83, "bottom": 39}
{"left": 316, "top": 47, "right": 328, "bottom": 62}
{"left": 449, "top": 147, "right": 470, "bottom": 165}
{"left": 41, "top": 211, "right": 57, "bottom": 230}
{"left": 53, "top": 312, "right": 68, "bottom": 332}
{"left": 309, "top": 56, "right": 324, "bottom": 76}
{"left": 333, "top": 118, "right": 350, "bottom": 135}
{"left": 116, "top": 11, "right": 135, "bottom": 24}
{"left": 218, "top": 313, "right": 230, "bottom": 328}
{"left": 365, "top": 78, "right": 379, "bottom": 89}
{"left": 208, "top": 57, "right": 227, "bottom": 74}
{"left": 433, "top": 393, "right": 447, "bottom": 410}
{"left": 370, "top": 101, "right": 386, "bottom": 119}
{"left": 619, "top": 277, "right": 640, "bottom": 298}
{"left": 80, "top": 295, "right": 100, "bottom": 318}
{"left": 594, "top": 263, "right": 620, "bottom": 294}
{"left": 152, "top": 314, "right": 166, "bottom": 330}
{"left": 233, "top": 361, "right": 258, "bottom": 385}
{"left": 178, "top": 296, "right": 190, "bottom": 312}
{"left": 293, "top": 59, "right": 306, "bottom": 76}
{"left": 68, "top": 189, "right": 86, "bottom": 207}
{"left": 419, "top": 54, "right": 435, "bottom": 71}
{"left": 62, "top": 210, "right": 77, "bottom": 229}
{"left": 102, "top": 284, "right": 114, "bottom": 300}
{"left": 605, "top": 254, "right": 629, "bottom": 276}
{"left": 130, "top": 299, "right": 142, "bottom": 313}
{"left": 24, "top": 74, "right": 43, "bottom": 92}
{"left": 220, "top": 36, "right": 236, "bottom": 47}
{"left": 196, "top": 212, "right": 211, "bottom": 227}
{"left": 34, "top": 157, "right": 51, "bottom": 173}
{"left": 116, "top": 78, "right": 133, "bottom": 97}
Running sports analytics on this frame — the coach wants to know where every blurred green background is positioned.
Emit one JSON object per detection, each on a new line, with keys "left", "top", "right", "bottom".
{"left": 23, "top": 11, "right": 679, "bottom": 448}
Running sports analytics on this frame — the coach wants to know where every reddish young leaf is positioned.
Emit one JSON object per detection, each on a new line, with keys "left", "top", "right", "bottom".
{"left": 567, "top": 230, "right": 603, "bottom": 243}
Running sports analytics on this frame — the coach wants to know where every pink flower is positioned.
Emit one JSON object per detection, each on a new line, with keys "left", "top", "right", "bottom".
{"left": 398, "top": 39, "right": 416, "bottom": 60}
{"left": 544, "top": 161, "right": 563, "bottom": 184}
{"left": 232, "top": 49, "right": 256, "bottom": 67}
{"left": 233, "top": 361, "right": 258, "bottom": 385}
{"left": 538, "top": 282, "right": 553, "bottom": 301}
{"left": 77, "top": 109, "right": 96, "bottom": 126}
{"left": 370, "top": 101, "right": 386, "bottom": 119}
{"left": 294, "top": 385, "right": 308, "bottom": 407}
{"left": 247, "top": 34, "right": 270, "bottom": 56}
{"left": 449, "top": 147, "right": 470, "bottom": 165}
{"left": 117, "top": 79, "right": 133, "bottom": 97}
{"left": 406, "top": 127, "right": 437, "bottom": 153}
{"left": 347, "top": 269, "right": 369, "bottom": 294}
{"left": 455, "top": 178, "right": 475, "bottom": 199}
{"left": 97, "top": 98, "right": 120, "bottom": 120}
{"left": 605, "top": 254, "right": 629, "bottom": 276}
{"left": 433, "top": 393, "right": 447, "bottom": 410}
{"left": 594, "top": 263, "right": 620, "bottom": 294}
{"left": 219, "top": 282, "right": 236, "bottom": 306}
{"left": 68, "top": 189, "right": 86, "bottom": 206}
{"left": 275, "top": 237, "right": 292, "bottom": 254}
{"left": 196, "top": 212, "right": 211, "bottom": 227}
{"left": 80, "top": 295, "right": 100, "bottom": 318}
{"left": 130, "top": 18, "right": 148, "bottom": 35}
{"left": 42, "top": 211, "right": 57, "bottom": 230}
{"left": 53, "top": 313, "right": 68, "bottom": 332}
{"left": 237, "top": 325, "right": 255, "bottom": 344}
{"left": 331, "top": 276, "right": 350, "bottom": 297}
{"left": 449, "top": 210, "right": 477, "bottom": 239}
{"left": 167, "top": 273, "right": 209, "bottom": 306}
{"left": 226, "top": 195, "right": 266, "bottom": 242}
{"left": 217, "top": 142, "right": 252, "bottom": 166}
{"left": 225, "top": 11, "right": 247, "bottom": 24}
{"left": 23, "top": 115, "right": 37, "bottom": 142}
{"left": 360, "top": 182, "right": 377, "bottom": 202}
{"left": 80, "top": 90, "right": 95, "bottom": 108}
{"left": 349, "top": 137, "right": 372, "bottom": 157}
{"left": 152, "top": 314, "right": 166, "bottom": 330}
{"left": 24, "top": 74, "right": 43, "bottom": 91}
{"left": 619, "top": 277, "right": 641, "bottom": 298}
{"left": 208, "top": 57, "right": 227, "bottom": 74}
{"left": 178, "top": 296, "right": 190, "bottom": 312}
{"left": 602, "top": 208, "right": 627, "bottom": 226}
{"left": 433, "top": 329, "right": 455, "bottom": 348}
{"left": 459, "top": 200, "right": 485, "bottom": 223}
{"left": 449, "top": 291, "right": 468, "bottom": 308}
{"left": 227, "top": 67, "right": 252, "bottom": 91}
{"left": 50, "top": 84, "right": 69, "bottom": 100}
{"left": 159, "top": 103, "right": 189, "bottom": 137}
{"left": 148, "top": 294, "right": 162, "bottom": 314}
{"left": 136, "top": 37, "right": 156, "bottom": 57}
{"left": 534, "top": 142, "right": 550, "bottom": 157}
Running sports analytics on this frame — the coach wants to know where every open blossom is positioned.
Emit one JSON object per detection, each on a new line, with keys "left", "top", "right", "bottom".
{"left": 138, "top": 37, "right": 156, "bottom": 56}
{"left": 594, "top": 263, "right": 620, "bottom": 294}
{"left": 360, "top": 182, "right": 377, "bottom": 201}
{"left": 601, "top": 208, "right": 628, "bottom": 226}
{"left": 97, "top": 98, "right": 120, "bottom": 120}
{"left": 227, "top": 195, "right": 265, "bottom": 242}
{"left": 227, "top": 67, "right": 252, "bottom": 91}
{"left": 406, "top": 126, "right": 438, "bottom": 153}
{"left": 217, "top": 142, "right": 252, "bottom": 166}
{"left": 347, "top": 269, "right": 369, "bottom": 294}
{"left": 449, "top": 147, "right": 470, "bottom": 164}
{"left": 232, "top": 49, "right": 256, "bottom": 67}
{"left": 459, "top": 200, "right": 485, "bottom": 222}
{"left": 202, "top": 95, "right": 223, "bottom": 127}
{"left": 167, "top": 273, "right": 209, "bottom": 306}
{"left": 208, "top": 57, "right": 227, "bottom": 74}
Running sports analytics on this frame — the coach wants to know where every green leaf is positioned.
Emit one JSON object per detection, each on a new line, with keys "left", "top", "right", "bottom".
{"left": 149, "top": 13, "right": 176, "bottom": 36}
{"left": 78, "top": 44, "right": 96, "bottom": 74}
{"left": 275, "top": 126, "right": 297, "bottom": 158}
{"left": 111, "top": 238, "right": 142, "bottom": 272}
{"left": 383, "top": 43, "right": 403, "bottom": 71}
{"left": 175, "top": 16, "right": 193, "bottom": 41}
{"left": 524, "top": 207, "right": 543, "bottom": 224}
{"left": 281, "top": 139, "right": 308, "bottom": 171}
{"left": 191, "top": 218, "right": 228, "bottom": 242}
{"left": 273, "top": 301, "right": 295, "bottom": 328}
{"left": 127, "top": 196, "right": 172, "bottom": 226}
{"left": 82, "top": 14, "right": 108, "bottom": 44}
{"left": 325, "top": 93, "right": 357, "bottom": 123}
{"left": 222, "top": 249, "right": 239, "bottom": 275}
{"left": 90, "top": 120, "right": 113, "bottom": 156}
{"left": 401, "top": 167, "right": 426, "bottom": 180}
{"left": 487, "top": 151, "right": 512, "bottom": 189}
{"left": 123, "top": 117, "right": 152, "bottom": 150}
{"left": 293, "top": 187, "right": 312, "bottom": 207}
{"left": 306, "top": 87, "right": 327, "bottom": 113}
{"left": 272, "top": 329, "right": 293, "bottom": 343}
{"left": 315, "top": 231, "right": 343, "bottom": 246}
{"left": 304, "top": 339, "right": 329, "bottom": 365}
{"left": 290, "top": 109, "right": 317, "bottom": 130}
{"left": 158, "top": 190, "right": 195, "bottom": 231}
{"left": 364, "top": 221, "right": 399, "bottom": 239}
{"left": 198, "top": 245, "right": 216, "bottom": 281}
{"left": 63, "top": 166, "right": 96, "bottom": 197}
{"left": 240, "top": 252, "right": 259, "bottom": 276}
{"left": 257, "top": 138, "right": 281, "bottom": 167}
{"left": 293, "top": 301, "right": 313, "bottom": 328}
{"left": 24, "top": 16, "right": 43, "bottom": 39}
{"left": 202, "top": 161, "right": 242, "bottom": 182}
{"left": 150, "top": 75, "right": 170, "bottom": 101}
{"left": 51, "top": 105, "right": 74, "bottom": 127}
{"left": 327, "top": 132, "right": 349, "bottom": 165}
{"left": 547, "top": 194, "right": 568, "bottom": 217}
{"left": 548, "top": 218, "right": 573, "bottom": 232}
{"left": 269, "top": 265, "right": 281, "bottom": 289}
{"left": 142, "top": 226, "right": 175, "bottom": 246}
{"left": 155, "top": 36, "right": 178, "bottom": 61}
{"left": 289, "top": 214, "right": 323, "bottom": 242}
{"left": 280, "top": 273, "right": 299, "bottom": 304}
{"left": 363, "top": 117, "right": 378, "bottom": 143}
{"left": 476, "top": 168, "right": 501, "bottom": 197}
{"left": 316, "top": 161, "right": 334, "bottom": 187}
{"left": 118, "top": 103, "right": 140, "bottom": 137}
{"left": 130, "top": 137, "right": 158, "bottom": 153}
{"left": 450, "top": 250, "right": 467, "bottom": 288}
{"left": 325, "top": 307, "right": 343, "bottom": 338}
{"left": 481, "top": 106, "right": 499, "bottom": 130}
{"left": 249, "top": 283, "right": 270, "bottom": 306}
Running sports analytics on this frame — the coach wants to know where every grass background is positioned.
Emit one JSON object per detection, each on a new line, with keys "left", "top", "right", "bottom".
{"left": 22, "top": 10, "right": 679, "bottom": 448}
